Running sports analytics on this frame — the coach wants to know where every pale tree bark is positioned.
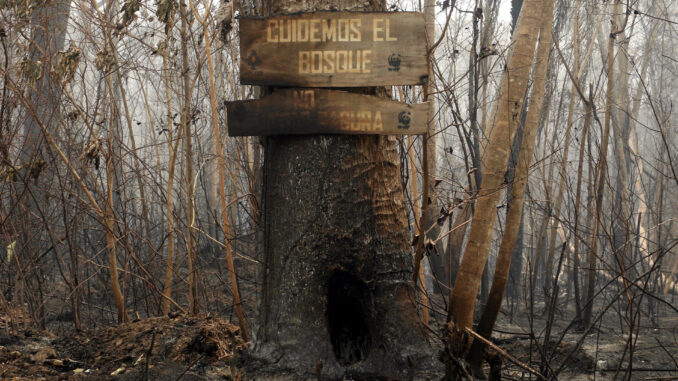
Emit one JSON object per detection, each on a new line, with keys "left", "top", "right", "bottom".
{"left": 189, "top": 1, "right": 248, "bottom": 341}
{"left": 104, "top": 128, "right": 127, "bottom": 323}
{"left": 656, "top": 144, "right": 669, "bottom": 293}
{"left": 622, "top": 17, "right": 662, "bottom": 316}
{"left": 80, "top": 0, "right": 129, "bottom": 321}
{"left": 479, "top": 0, "right": 499, "bottom": 134}
{"left": 422, "top": 0, "right": 447, "bottom": 297}
{"left": 533, "top": 80, "right": 562, "bottom": 289}
{"left": 103, "top": 65, "right": 131, "bottom": 325}
{"left": 179, "top": 0, "right": 198, "bottom": 315}
{"left": 583, "top": 0, "right": 621, "bottom": 329}
{"left": 569, "top": 1, "right": 604, "bottom": 319}
{"left": 444, "top": 200, "right": 472, "bottom": 301}
{"left": 610, "top": 12, "right": 636, "bottom": 282}
{"left": 14, "top": 0, "right": 72, "bottom": 328}
{"left": 441, "top": 0, "right": 498, "bottom": 302}
{"left": 20, "top": 1, "right": 71, "bottom": 165}
{"left": 505, "top": 214, "right": 523, "bottom": 300}
{"left": 502, "top": 0, "right": 526, "bottom": 298}
{"left": 449, "top": 0, "right": 543, "bottom": 331}
{"left": 520, "top": 82, "right": 552, "bottom": 299}
{"left": 470, "top": 0, "right": 492, "bottom": 305}
{"left": 627, "top": 19, "right": 659, "bottom": 266}
{"left": 110, "top": 51, "right": 153, "bottom": 258}
{"left": 464, "top": 0, "right": 485, "bottom": 302}
{"left": 544, "top": 0, "right": 582, "bottom": 298}
{"left": 466, "top": 0, "right": 554, "bottom": 373}
{"left": 410, "top": 0, "right": 434, "bottom": 327}
{"left": 412, "top": 135, "right": 430, "bottom": 329}
{"left": 98, "top": 0, "right": 159, "bottom": 316}
{"left": 160, "top": 31, "right": 182, "bottom": 315}
{"left": 404, "top": 109, "right": 429, "bottom": 330}
{"left": 571, "top": 87, "right": 591, "bottom": 326}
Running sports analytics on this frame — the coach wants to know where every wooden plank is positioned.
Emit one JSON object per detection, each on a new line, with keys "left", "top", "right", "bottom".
{"left": 226, "top": 89, "right": 428, "bottom": 136}
{"left": 238, "top": 11, "right": 428, "bottom": 87}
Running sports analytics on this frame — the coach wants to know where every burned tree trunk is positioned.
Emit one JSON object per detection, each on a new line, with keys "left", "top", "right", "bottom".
{"left": 249, "top": 136, "right": 436, "bottom": 380}
{"left": 241, "top": 1, "right": 436, "bottom": 379}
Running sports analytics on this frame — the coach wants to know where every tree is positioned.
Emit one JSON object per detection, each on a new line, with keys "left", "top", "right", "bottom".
{"left": 12, "top": 0, "right": 72, "bottom": 328}
{"left": 245, "top": 0, "right": 434, "bottom": 379}
{"left": 583, "top": 0, "right": 621, "bottom": 329}
{"left": 449, "top": 0, "right": 544, "bottom": 331}
{"left": 466, "top": 0, "right": 555, "bottom": 374}
{"left": 422, "top": 0, "right": 446, "bottom": 298}
{"left": 180, "top": 0, "right": 198, "bottom": 315}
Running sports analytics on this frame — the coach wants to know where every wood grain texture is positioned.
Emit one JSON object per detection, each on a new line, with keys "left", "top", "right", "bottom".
{"left": 238, "top": 11, "right": 428, "bottom": 87}
{"left": 226, "top": 88, "right": 429, "bottom": 136}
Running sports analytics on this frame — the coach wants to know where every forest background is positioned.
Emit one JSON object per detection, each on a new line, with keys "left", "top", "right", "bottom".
{"left": 1, "top": 0, "right": 677, "bottom": 378}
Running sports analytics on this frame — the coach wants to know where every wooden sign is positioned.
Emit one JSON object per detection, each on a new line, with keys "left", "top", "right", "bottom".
{"left": 238, "top": 12, "right": 428, "bottom": 87}
{"left": 226, "top": 89, "right": 428, "bottom": 136}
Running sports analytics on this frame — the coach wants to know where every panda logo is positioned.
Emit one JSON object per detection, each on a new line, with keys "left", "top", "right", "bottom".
{"left": 388, "top": 53, "right": 401, "bottom": 72}
{"left": 398, "top": 111, "right": 411, "bottom": 129}
{"left": 247, "top": 50, "right": 259, "bottom": 70}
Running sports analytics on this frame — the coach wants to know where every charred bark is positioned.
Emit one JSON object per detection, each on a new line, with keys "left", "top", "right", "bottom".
{"left": 245, "top": 134, "right": 437, "bottom": 380}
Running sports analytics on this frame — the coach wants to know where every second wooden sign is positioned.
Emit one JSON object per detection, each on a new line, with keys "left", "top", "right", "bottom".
{"left": 226, "top": 89, "right": 428, "bottom": 136}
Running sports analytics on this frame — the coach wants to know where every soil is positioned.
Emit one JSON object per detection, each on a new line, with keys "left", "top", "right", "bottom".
{"left": 0, "top": 314, "right": 246, "bottom": 380}
{"left": 487, "top": 298, "right": 678, "bottom": 380}
{"left": 1, "top": 297, "right": 677, "bottom": 380}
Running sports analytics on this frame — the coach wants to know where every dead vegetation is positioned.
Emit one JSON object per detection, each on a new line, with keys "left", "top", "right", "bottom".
{"left": 0, "top": 312, "right": 245, "bottom": 380}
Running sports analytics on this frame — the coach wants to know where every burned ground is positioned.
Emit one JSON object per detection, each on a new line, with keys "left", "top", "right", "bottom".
{"left": 0, "top": 314, "right": 245, "bottom": 380}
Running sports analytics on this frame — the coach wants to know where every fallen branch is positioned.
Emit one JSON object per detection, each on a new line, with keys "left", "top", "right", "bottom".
{"left": 463, "top": 327, "right": 545, "bottom": 379}
{"left": 144, "top": 328, "right": 157, "bottom": 381}
{"left": 175, "top": 354, "right": 205, "bottom": 381}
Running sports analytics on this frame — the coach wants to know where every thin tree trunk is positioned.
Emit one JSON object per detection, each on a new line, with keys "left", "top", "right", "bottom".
{"left": 408, "top": 132, "right": 429, "bottom": 329}
{"left": 413, "top": 0, "right": 439, "bottom": 293}
{"left": 14, "top": 0, "right": 71, "bottom": 327}
{"left": 627, "top": 19, "right": 659, "bottom": 270}
{"left": 500, "top": 0, "right": 523, "bottom": 306}
{"left": 191, "top": 2, "right": 248, "bottom": 340}
{"left": 544, "top": 0, "right": 581, "bottom": 298}
{"left": 179, "top": 0, "right": 198, "bottom": 314}
{"left": 111, "top": 53, "right": 153, "bottom": 255}
{"left": 20, "top": 1, "right": 71, "bottom": 164}
{"left": 466, "top": 0, "right": 554, "bottom": 372}
{"left": 450, "top": 0, "right": 543, "bottom": 331}
{"left": 446, "top": 202, "right": 472, "bottom": 292}
{"left": 422, "top": 0, "right": 447, "bottom": 297}
{"left": 105, "top": 102, "right": 127, "bottom": 323}
{"left": 610, "top": 18, "right": 635, "bottom": 281}
{"left": 655, "top": 144, "right": 666, "bottom": 292}
{"left": 572, "top": 87, "right": 592, "bottom": 326}
{"left": 534, "top": 87, "right": 560, "bottom": 289}
{"left": 94, "top": 3, "right": 129, "bottom": 322}
{"left": 160, "top": 35, "right": 181, "bottom": 315}
{"left": 583, "top": 0, "right": 621, "bottom": 329}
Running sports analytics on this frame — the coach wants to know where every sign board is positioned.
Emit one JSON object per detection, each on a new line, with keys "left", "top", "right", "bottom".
{"left": 238, "top": 12, "right": 428, "bottom": 87}
{"left": 226, "top": 89, "right": 428, "bottom": 136}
